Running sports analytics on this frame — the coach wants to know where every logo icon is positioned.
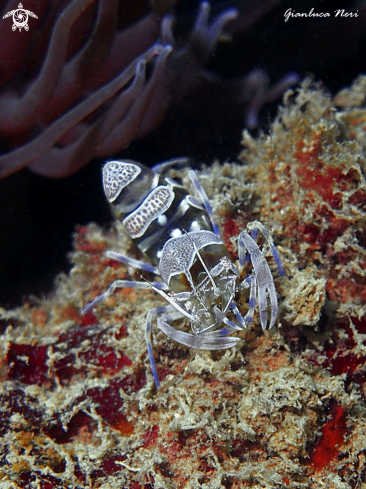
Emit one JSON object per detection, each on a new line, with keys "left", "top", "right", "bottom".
{"left": 2, "top": 3, "right": 38, "bottom": 31}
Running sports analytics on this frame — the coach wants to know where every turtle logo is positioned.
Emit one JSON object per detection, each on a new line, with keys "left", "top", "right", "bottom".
{"left": 3, "top": 3, "right": 38, "bottom": 31}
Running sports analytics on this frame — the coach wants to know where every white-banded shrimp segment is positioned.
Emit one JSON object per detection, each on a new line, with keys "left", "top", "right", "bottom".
{"left": 123, "top": 185, "right": 175, "bottom": 239}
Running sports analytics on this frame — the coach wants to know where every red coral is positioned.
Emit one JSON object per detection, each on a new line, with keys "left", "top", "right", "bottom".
{"left": 272, "top": 115, "right": 366, "bottom": 308}
{"left": 18, "top": 471, "right": 64, "bottom": 489}
{"left": 44, "top": 411, "right": 96, "bottom": 444}
{"left": 0, "top": 388, "right": 43, "bottom": 437}
{"left": 353, "top": 315, "right": 366, "bottom": 334}
{"left": 7, "top": 343, "right": 49, "bottom": 386}
{"left": 222, "top": 213, "right": 242, "bottom": 256}
{"left": 80, "top": 309, "right": 98, "bottom": 326}
{"left": 85, "top": 377, "right": 140, "bottom": 432}
{"left": 143, "top": 425, "right": 159, "bottom": 448}
{"left": 326, "top": 274, "right": 366, "bottom": 304}
{"left": 294, "top": 137, "right": 358, "bottom": 211}
{"left": 294, "top": 139, "right": 346, "bottom": 211}
{"left": 321, "top": 317, "right": 366, "bottom": 393}
{"left": 308, "top": 404, "right": 347, "bottom": 471}
{"left": 331, "top": 353, "right": 366, "bottom": 376}
{"left": 101, "top": 454, "right": 127, "bottom": 474}
{"left": 89, "top": 344, "right": 132, "bottom": 372}
{"left": 75, "top": 226, "right": 108, "bottom": 255}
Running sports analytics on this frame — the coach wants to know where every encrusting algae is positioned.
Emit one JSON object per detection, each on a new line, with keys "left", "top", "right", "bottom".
{"left": 1, "top": 78, "right": 366, "bottom": 488}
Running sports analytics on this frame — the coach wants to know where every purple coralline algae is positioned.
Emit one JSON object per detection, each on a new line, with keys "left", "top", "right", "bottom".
{"left": 0, "top": 78, "right": 366, "bottom": 488}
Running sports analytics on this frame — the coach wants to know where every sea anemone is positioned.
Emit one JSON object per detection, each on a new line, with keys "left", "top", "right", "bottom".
{"left": 0, "top": 0, "right": 239, "bottom": 178}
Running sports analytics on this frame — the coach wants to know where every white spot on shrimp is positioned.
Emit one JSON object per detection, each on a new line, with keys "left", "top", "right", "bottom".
{"left": 103, "top": 161, "right": 141, "bottom": 203}
{"left": 123, "top": 186, "right": 174, "bottom": 238}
